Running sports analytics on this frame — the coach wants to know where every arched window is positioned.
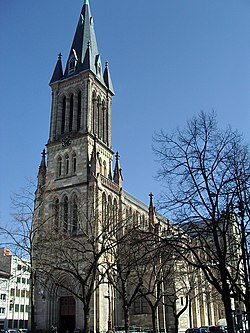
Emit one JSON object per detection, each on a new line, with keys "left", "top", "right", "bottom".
{"left": 107, "top": 196, "right": 112, "bottom": 231}
{"left": 77, "top": 92, "right": 81, "bottom": 131}
{"left": 102, "top": 101, "right": 106, "bottom": 142}
{"left": 72, "top": 196, "right": 78, "bottom": 234}
{"left": 102, "top": 193, "right": 107, "bottom": 224}
{"left": 113, "top": 199, "right": 118, "bottom": 230}
{"left": 65, "top": 155, "right": 69, "bottom": 175}
{"left": 58, "top": 157, "right": 62, "bottom": 177}
{"left": 103, "top": 160, "right": 107, "bottom": 178}
{"left": 92, "top": 92, "right": 96, "bottom": 134}
{"left": 69, "top": 94, "right": 74, "bottom": 132}
{"left": 63, "top": 196, "right": 68, "bottom": 233}
{"left": 97, "top": 96, "right": 101, "bottom": 138}
{"left": 72, "top": 153, "right": 77, "bottom": 174}
{"left": 99, "top": 157, "right": 103, "bottom": 175}
{"left": 54, "top": 198, "right": 59, "bottom": 232}
{"left": 61, "top": 97, "right": 66, "bottom": 134}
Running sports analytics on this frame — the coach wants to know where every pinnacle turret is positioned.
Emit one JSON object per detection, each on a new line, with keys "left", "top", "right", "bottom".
{"left": 113, "top": 152, "right": 123, "bottom": 188}
{"left": 50, "top": 53, "right": 63, "bottom": 84}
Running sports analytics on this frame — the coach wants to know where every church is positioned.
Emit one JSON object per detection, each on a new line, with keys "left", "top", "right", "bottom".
{"left": 32, "top": 1, "right": 223, "bottom": 332}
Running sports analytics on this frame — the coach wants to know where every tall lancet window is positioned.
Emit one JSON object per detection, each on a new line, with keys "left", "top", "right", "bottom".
{"left": 72, "top": 196, "right": 78, "bottom": 234}
{"left": 61, "top": 97, "right": 66, "bottom": 134}
{"left": 65, "top": 155, "right": 69, "bottom": 175}
{"left": 77, "top": 92, "right": 81, "bottom": 131}
{"left": 92, "top": 92, "right": 96, "bottom": 134}
{"left": 97, "top": 96, "right": 101, "bottom": 138}
{"left": 63, "top": 196, "right": 68, "bottom": 233}
{"left": 69, "top": 94, "right": 74, "bottom": 132}
{"left": 58, "top": 157, "right": 62, "bottom": 177}
{"left": 72, "top": 153, "right": 77, "bottom": 174}
{"left": 54, "top": 198, "right": 59, "bottom": 232}
{"left": 102, "top": 193, "right": 107, "bottom": 224}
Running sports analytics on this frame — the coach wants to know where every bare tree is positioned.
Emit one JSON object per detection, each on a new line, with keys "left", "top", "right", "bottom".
{"left": 154, "top": 111, "right": 250, "bottom": 333}
{"left": 0, "top": 179, "right": 49, "bottom": 333}
{"left": 35, "top": 197, "right": 129, "bottom": 333}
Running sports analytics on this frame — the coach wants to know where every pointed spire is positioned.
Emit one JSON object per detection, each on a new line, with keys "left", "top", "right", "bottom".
{"left": 37, "top": 149, "right": 47, "bottom": 189}
{"left": 148, "top": 192, "right": 157, "bottom": 232}
{"left": 64, "top": 0, "right": 103, "bottom": 79}
{"left": 50, "top": 53, "right": 63, "bottom": 84}
{"left": 89, "top": 136, "right": 100, "bottom": 180}
{"left": 103, "top": 61, "right": 115, "bottom": 94}
{"left": 113, "top": 152, "right": 123, "bottom": 188}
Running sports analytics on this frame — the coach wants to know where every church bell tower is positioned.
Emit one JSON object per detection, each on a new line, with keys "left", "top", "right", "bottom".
{"left": 47, "top": 0, "right": 115, "bottom": 190}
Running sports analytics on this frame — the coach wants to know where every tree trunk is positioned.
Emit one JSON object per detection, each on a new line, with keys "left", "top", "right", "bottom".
{"left": 123, "top": 305, "right": 130, "bottom": 333}
{"left": 151, "top": 309, "right": 157, "bottom": 333}
{"left": 221, "top": 287, "right": 234, "bottom": 333}
{"left": 84, "top": 306, "right": 91, "bottom": 333}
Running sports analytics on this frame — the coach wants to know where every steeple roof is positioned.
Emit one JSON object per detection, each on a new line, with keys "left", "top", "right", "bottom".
{"left": 64, "top": 0, "right": 103, "bottom": 81}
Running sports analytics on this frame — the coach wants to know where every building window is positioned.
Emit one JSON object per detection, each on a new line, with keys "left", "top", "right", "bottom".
{"left": 69, "top": 94, "right": 74, "bottom": 132}
{"left": 102, "top": 193, "right": 107, "bottom": 224}
{"left": 72, "top": 197, "right": 78, "bottom": 234}
{"left": 17, "top": 264, "right": 22, "bottom": 270}
{"left": 65, "top": 155, "right": 69, "bottom": 175}
{"left": 20, "top": 305, "right": 24, "bottom": 312}
{"left": 25, "top": 305, "right": 29, "bottom": 312}
{"left": 16, "top": 289, "right": 20, "bottom": 297}
{"left": 133, "top": 296, "right": 149, "bottom": 314}
{"left": 63, "top": 196, "right": 68, "bottom": 233}
{"left": 61, "top": 97, "right": 66, "bottom": 134}
{"left": 21, "top": 290, "right": 25, "bottom": 297}
{"left": 9, "top": 304, "right": 13, "bottom": 311}
{"left": 0, "top": 294, "right": 6, "bottom": 301}
{"left": 72, "top": 153, "right": 77, "bottom": 174}
{"left": 0, "top": 307, "right": 5, "bottom": 314}
{"left": 58, "top": 157, "right": 62, "bottom": 177}
{"left": 15, "top": 304, "right": 19, "bottom": 312}
{"left": 17, "top": 277, "right": 21, "bottom": 283}
{"left": 10, "top": 288, "right": 14, "bottom": 296}
{"left": 54, "top": 198, "right": 59, "bottom": 231}
{"left": 77, "top": 92, "right": 81, "bottom": 131}
{"left": 103, "top": 160, "right": 107, "bottom": 178}
{"left": 22, "top": 278, "right": 26, "bottom": 284}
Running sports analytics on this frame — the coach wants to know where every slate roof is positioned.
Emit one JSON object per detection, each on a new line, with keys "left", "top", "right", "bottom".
{"left": 50, "top": 0, "right": 114, "bottom": 93}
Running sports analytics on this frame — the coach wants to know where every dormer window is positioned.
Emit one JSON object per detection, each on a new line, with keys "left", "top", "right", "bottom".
{"left": 95, "top": 55, "right": 102, "bottom": 77}
{"left": 68, "top": 49, "right": 78, "bottom": 74}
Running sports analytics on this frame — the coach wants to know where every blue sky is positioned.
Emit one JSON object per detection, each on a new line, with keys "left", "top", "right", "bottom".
{"left": 1, "top": 0, "right": 250, "bottom": 226}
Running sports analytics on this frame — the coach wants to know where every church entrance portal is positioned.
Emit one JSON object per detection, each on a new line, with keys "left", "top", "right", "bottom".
{"left": 59, "top": 296, "right": 76, "bottom": 333}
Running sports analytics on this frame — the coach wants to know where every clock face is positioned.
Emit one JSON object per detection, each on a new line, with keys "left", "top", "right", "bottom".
{"left": 62, "top": 137, "right": 72, "bottom": 147}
